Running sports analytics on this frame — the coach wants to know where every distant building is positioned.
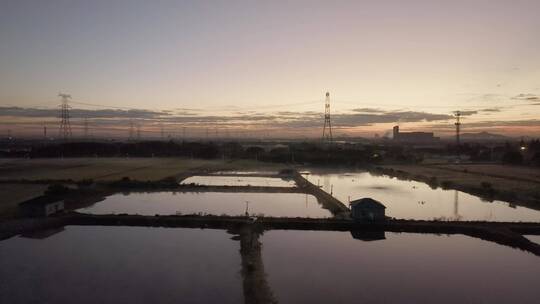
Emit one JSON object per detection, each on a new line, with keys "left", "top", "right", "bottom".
{"left": 393, "top": 126, "right": 439, "bottom": 143}
{"left": 18, "top": 196, "right": 64, "bottom": 217}
{"left": 350, "top": 198, "right": 386, "bottom": 221}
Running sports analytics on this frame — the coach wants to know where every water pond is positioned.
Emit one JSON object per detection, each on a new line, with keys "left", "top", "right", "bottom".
{"left": 76, "top": 192, "right": 331, "bottom": 218}
{"left": 0, "top": 226, "right": 243, "bottom": 304}
{"left": 1, "top": 227, "right": 538, "bottom": 304}
{"left": 262, "top": 230, "right": 540, "bottom": 304}
{"left": 181, "top": 175, "right": 296, "bottom": 187}
{"left": 303, "top": 171, "right": 540, "bottom": 222}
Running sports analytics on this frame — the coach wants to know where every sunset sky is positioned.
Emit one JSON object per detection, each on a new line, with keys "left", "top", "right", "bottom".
{"left": 1, "top": 0, "right": 539, "bottom": 138}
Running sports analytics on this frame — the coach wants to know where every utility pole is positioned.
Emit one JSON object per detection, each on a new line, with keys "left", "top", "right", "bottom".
{"left": 43, "top": 126, "right": 47, "bottom": 139}
{"left": 322, "top": 92, "right": 333, "bottom": 143}
{"left": 84, "top": 117, "right": 89, "bottom": 138}
{"left": 454, "top": 111, "right": 462, "bottom": 160}
{"left": 454, "top": 190, "right": 459, "bottom": 220}
{"left": 129, "top": 119, "right": 135, "bottom": 140}
{"left": 58, "top": 93, "right": 72, "bottom": 140}
{"left": 136, "top": 124, "right": 141, "bottom": 140}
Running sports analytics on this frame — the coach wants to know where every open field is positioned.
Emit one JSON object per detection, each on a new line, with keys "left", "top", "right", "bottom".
{"left": 0, "top": 158, "right": 284, "bottom": 219}
{"left": 432, "top": 164, "right": 540, "bottom": 184}
{"left": 0, "top": 184, "right": 47, "bottom": 218}
{"left": 379, "top": 164, "right": 540, "bottom": 209}
{"left": 0, "top": 158, "right": 284, "bottom": 182}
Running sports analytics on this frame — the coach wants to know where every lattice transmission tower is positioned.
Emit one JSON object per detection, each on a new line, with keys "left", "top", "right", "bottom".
{"left": 58, "top": 93, "right": 72, "bottom": 140}
{"left": 322, "top": 92, "right": 333, "bottom": 142}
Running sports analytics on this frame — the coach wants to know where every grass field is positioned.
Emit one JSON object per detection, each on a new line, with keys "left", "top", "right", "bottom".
{"left": 0, "top": 184, "right": 48, "bottom": 218}
{"left": 0, "top": 157, "right": 284, "bottom": 219}
{"left": 433, "top": 164, "right": 540, "bottom": 184}
{"left": 380, "top": 163, "right": 540, "bottom": 208}
{"left": 0, "top": 158, "right": 284, "bottom": 182}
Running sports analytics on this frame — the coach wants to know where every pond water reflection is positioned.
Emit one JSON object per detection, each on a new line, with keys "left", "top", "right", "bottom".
{"left": 303, "top": 171, "right": 540, "bottom": 222}
{"left": 76, "top": 192, "right": 331, "bottom": 218}
{"left": 0, "top": 226, "right": 243, "bottom": 304}
{"left": 1, "top": 226, "right": 538, "bottom": 304}
{"left": 181, "top": 176, "right": 296, "bottom": 187}
{"left": 525, "top": 235, "right": 540, "bottom": 244}
{"left": 261, "top": 230, "right": 540, "bottom": 304}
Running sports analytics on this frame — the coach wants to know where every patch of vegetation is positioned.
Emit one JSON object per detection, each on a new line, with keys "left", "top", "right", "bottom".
{"left": 45, "top": 184, "right": 69, "bottom": 195}
{"left": 440, "top": 180, "right": 453, "bottom": 189}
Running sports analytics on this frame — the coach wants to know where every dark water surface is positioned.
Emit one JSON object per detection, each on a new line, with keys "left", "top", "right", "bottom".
{"left": 1, "top": 227, "right": 539, "bottom": 304}
{"left": 261, "top": 230, "right": 540, "bottom": 304}
{"left": 0, "top": 226, "right": 243, "bottom": 304}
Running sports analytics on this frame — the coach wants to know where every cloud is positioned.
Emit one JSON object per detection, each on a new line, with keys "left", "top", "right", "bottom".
{"left": 467, "top": 94, "right": 505, "bottom": 103}
{"left": 0, "top": 106, "right": 457, "bottom": 133}
{"left": 271, "top": 111, "right": 452, "bottom": 128}
{"left": 428, "top": 119, "right": 540, "bottom": 130}
{"left": 479, "top": 108, "right": 501, "bottom": 112}
{"left": 511, "top": 93, "right": 539, "bottom": 101}
{"left": 0, "top": 107, "right": 168, "bottom": 119}
{"left": 351, "top": 108, "right": 386, "bottom": 113}
{"left": 458, "top": 110, "right": 477, "bottom": 116}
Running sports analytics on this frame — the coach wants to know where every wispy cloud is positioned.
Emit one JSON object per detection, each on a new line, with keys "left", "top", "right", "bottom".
{"left": 479, "top": 108, "right": 501, "bottom": 112}
{"left": 0, "top": 106, "right": 454, "bottom": 131}
{"left": 458, "top": 110, "right": 477, "bottom": 116}
{"left": 351, "top": 108, "right": 386, "bottom": 113}
{"left": 511, "top": 93, "right": 539, "bottom": 101}
{"left": 0, "top": 107, "right": 169, "bottom": 119}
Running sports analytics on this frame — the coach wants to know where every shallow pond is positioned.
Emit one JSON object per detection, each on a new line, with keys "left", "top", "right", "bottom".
{"left": 0, "top": 226, "right": 243, "bottom": 304}
{"left": 76, "top": 192, "right": 331, "bottom": 218}
{"left": 303, "top": 171, "right": 540, "bottom": 222}
{"left": 261, "top": 230, "right": 540, "bottom": 304}
{"left": 181, "top": 175, "right": 296, "bottom": 187}
{"left": 1, "top": 227, "right": 538, "bottom": 304}
{"left": 525, "top": 235, "right": 540, "bottom": 244}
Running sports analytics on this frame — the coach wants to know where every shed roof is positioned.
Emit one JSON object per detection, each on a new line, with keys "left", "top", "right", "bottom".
{"left": 350, "top": 198, "right": 386, "bottom": 209}
{"left": 19, "top": 195, "right": 63, "bottom": 207}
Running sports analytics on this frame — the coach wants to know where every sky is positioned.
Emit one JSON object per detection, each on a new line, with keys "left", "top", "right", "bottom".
{"left": 1, "top": 0, "right": 540, "bottom": 139}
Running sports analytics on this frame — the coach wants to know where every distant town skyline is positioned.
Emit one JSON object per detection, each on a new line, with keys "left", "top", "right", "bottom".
{"left": 1, "top": 0, "right": 539, "bottom": 137}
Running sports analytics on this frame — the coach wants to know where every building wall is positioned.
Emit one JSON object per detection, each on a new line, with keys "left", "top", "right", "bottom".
{"left": 45, "top": 201, "right": 64, "bottom": 216}
{"left": 352, "top": 206, "right": 385, "bottom": 221}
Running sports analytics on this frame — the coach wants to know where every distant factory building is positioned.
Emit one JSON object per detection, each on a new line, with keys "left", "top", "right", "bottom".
{"left": 350, "top": 198, "right": 386, "bottom": 221}
{"left": 393, "top": 126, "right": 439, "bottom": 143}
{"left": 18, "top": 196, "right": 64, "bottom": 217}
